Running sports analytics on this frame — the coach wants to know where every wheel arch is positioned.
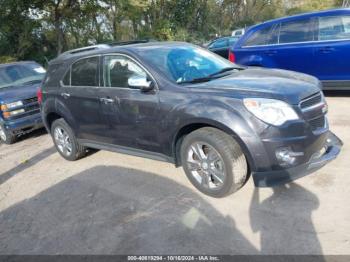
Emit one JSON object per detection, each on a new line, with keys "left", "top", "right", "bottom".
{"left": 172, "top": 120, "right": 255, "bottom": 172}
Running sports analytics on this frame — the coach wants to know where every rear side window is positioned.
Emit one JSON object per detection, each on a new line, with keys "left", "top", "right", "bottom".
{"left": 209, "top": 39, "right": 228, "bottom": 48}
{"left": 242, "top": 25, "right": 276, "bottom": 47}
{"left": 318, "top": 15, "right": 350, "bottom": 41}
{"left": 71, "top": 57, "right": 99, "bottom": 86}
{"left": 279, "top": 18, "right": 314, "bottom": 44}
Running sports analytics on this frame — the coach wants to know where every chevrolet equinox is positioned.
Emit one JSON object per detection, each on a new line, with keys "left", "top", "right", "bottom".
{"left": 40, "top": 41, "right": 342, "bottom": 197}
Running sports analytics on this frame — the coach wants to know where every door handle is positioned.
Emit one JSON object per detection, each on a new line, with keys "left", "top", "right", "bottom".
{"left": 318, "top": 47, "right": 335, "bottom": 53}
{"left": 264, "top": 50, "right": 277, "bottom": 56}
{"left": 100, "top": 97, "right": 115, "bottom": 103}
{"left": 61, "top": 93, "right": 70, "bottom": 98}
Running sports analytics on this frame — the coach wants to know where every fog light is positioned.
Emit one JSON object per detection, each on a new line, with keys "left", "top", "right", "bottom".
{"left": 276, "top": 148, "right": 304, "bottom": 166}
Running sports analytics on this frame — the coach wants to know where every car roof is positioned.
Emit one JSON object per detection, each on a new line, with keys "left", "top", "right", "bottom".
{"left": 49, "top": 41, "right": 194, "bottom": 64}
{"left": 0, "top": 61, "right": 38, "bottom": 68}
{"left": 248, "top": 8, "right": 350, "bottom": 31}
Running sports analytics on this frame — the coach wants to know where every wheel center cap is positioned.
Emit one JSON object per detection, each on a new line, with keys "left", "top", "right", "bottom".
{"left": 202, "top": 162, "right": 209, "bottom": 170}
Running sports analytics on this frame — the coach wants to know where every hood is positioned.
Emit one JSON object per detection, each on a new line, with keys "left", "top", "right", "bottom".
{"left": 193, "top": 68, "right": 321, "bottom": 104}
{"left": 0, "top": 83, "right": 40, "bottom": 104}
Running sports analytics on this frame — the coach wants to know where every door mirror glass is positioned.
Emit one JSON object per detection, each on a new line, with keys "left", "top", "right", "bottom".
{"left": 128, "top": 75, "right": 153, "bottom": 91}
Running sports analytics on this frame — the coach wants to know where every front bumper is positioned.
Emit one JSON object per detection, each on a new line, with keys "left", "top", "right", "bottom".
{"left": 252, "top": 131, "right": 343, "bottom": 187}
{"left": 2, "top": 113, "right": 43, "bottom": 134}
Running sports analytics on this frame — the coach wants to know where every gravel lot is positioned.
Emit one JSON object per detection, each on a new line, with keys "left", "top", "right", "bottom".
{"left": 0, "top": 92, "right": 349, "bottom": 255}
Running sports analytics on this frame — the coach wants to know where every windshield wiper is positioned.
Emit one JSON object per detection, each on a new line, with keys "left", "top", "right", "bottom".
{"left": 208, "top": 66, "right": 243, "bottom": 77}
{"left": 178, "top": 77, "right": 213, "bottom": 84}
{"left": 178, "top": 66, "right": 245, "bottom": 85}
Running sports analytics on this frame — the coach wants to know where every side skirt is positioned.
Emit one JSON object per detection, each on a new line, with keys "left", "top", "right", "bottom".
{"left": 78, "top": 139, "right": 175, "bottom": 164}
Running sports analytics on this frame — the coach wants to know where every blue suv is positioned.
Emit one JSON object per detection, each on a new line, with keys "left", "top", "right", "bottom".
{"left": 0, "top": 61, "right": 45, "bottom": 144}
{"left": 231, "top": 8, "right": 350, "bottom": 90}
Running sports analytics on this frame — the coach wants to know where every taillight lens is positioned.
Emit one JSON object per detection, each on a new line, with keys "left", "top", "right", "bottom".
{"left": 37, "top": 87, "right": 42, "bottom": 104}
{"left": 229, "top": 50, "right": 235, "bottom": 63}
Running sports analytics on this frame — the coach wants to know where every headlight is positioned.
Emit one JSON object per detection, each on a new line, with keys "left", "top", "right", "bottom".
{"left": 243, "top": 98, "right": 299, "bottom": 126}
{"left": 6, "top": 101, "right": 23, "bottom": 109}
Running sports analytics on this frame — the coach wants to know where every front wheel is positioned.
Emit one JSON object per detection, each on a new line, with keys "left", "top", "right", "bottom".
{"left": 180, "top": 127, "right": 248, "bottom": 198}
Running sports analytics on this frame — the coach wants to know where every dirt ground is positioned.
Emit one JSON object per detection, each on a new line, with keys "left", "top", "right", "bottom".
{"left": 0, "top": 92, "right": 349, "bottom": 255}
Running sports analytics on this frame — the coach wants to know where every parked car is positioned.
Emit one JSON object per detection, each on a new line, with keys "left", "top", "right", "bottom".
{"left": 40, "top": 41, "right": 342, "bottom": 197}
{"left": 0, "top": 61, "right": 45, "bottom": 144}
{"left": 232, "top": 28, "right": 245, "bottom": 37}
{"left": 231, "top": 8, "right": 350, "bottom": 90}
{"left": 207, "top": 36, "right": 240, "bottom": 59}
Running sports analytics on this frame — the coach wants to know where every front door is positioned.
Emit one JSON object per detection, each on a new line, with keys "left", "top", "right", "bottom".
{"left": 99, "top": 54, "right": 160, "bottom": 152}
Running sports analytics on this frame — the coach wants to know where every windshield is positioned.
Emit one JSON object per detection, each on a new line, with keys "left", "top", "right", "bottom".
{"left": 0, "top": 63, "right": 46, "bottom": 89}
{"left": 138, "top": 45, "right": 238, "bottom": 84}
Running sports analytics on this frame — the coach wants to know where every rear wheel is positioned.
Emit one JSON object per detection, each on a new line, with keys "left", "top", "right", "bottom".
{"left": 0, "top": 125, "right": 17, "bottom": 144}
{"left": 51, "top": 118, "right": 86, "bottom": 161}
{"left": 180, "top": 127, "right": 248, "bottom": 198}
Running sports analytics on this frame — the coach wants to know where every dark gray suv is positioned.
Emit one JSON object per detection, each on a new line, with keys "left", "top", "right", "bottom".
{"left": 40, "top": 41, "right": 342, "bottom": 197}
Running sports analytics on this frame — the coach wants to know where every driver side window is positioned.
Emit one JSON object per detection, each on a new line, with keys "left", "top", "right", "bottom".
{"left": 104, "top": 55, "right": 147, "bottom": 88}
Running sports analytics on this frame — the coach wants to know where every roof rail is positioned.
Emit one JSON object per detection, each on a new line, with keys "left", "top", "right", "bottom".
{"left": 108, "top": 39, "right": 156, "bottom": 46}
{"left": 58, "top": 44, "right": 111, "bottom": 57}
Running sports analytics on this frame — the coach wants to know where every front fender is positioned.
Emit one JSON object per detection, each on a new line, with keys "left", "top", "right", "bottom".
{"left": 164, "top": 99, "right": 271, "bottom": 172}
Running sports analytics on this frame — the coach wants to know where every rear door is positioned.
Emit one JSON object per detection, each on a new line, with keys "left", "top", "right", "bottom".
{"left": 60, "top": 56, "right": 107, "bottom": 141}
{"left": 314, "top": 14, "right": 350, "bottom": 87}
{"left": 233, "top": 24, "right": 278, "bottom": 66}
{"left": 263, "top": 17, "right": 317, "bottom": 76}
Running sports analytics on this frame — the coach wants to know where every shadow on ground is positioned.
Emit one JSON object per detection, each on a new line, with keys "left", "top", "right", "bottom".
{"left": 0, "top": 147, "right": 56, "bottom": 185}
{"left": 0, "top": 166, "right": 322, "bottom": 255}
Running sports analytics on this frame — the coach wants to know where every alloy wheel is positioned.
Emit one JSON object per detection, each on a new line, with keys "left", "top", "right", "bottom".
{"left": 0, "top": 125, "right": 6, "bottom": 141}
{"left": 54, "top": 126, "right": 73, "bottom": 156}
{"left": 186, "top": 142, "right": 226, "bottom": 190}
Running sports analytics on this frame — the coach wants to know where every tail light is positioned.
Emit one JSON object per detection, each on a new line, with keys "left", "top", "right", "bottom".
{"left": 229, "top": 50, "right": 235, "bottom": 63}
{"left": 37, "top": 87, "right": 42, "bottom": 104}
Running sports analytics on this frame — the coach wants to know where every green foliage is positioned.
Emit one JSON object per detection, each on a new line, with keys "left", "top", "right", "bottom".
{"left": 0, "top": 56, "right": 16, "bottom": 63}
{"left": 0, "top": 0, "right": 344, "bottom": 65}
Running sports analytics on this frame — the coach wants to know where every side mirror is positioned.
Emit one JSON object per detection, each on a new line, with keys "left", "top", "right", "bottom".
{"left": 128, "top": 75, "right": 154, "bottom": 92}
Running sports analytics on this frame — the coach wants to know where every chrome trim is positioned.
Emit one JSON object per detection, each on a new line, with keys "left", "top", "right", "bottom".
{"left": 301, "top": 102, "right": 325, "bottom": 113}
{"left": 299, "top": 92, "right": 325, "bottom": 112}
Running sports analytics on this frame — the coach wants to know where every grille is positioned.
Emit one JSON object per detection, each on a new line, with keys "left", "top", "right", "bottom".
{"left": 23, "top": 96, "right": 38, "bottom": 105}
{"left": 309, "top": 116, "right": 326, "bottom": 130}
{"left": 6, "top": 96, "right": 40, "bottom": 120}
{"left": 300, "top": 92, "right": 322, "bottom": 109}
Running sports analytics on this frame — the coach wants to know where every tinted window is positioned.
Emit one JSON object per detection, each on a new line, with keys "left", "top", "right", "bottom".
{"left": 209, "top": 39, "right": 228, "bottom": 48}
{"left": 228, "top": 37, "right": 239, "bottom": 45}
{"left": 318, "top": 15, "right": 350, "bottom": 41}
{"left": 279, "top": 18, "right": 313, "bottom": 44}
{"left": 71, "top": 57, "right": 99, "bottom": 86}
{"left": 242, "top": 25, "right": 275, "bottom": 47}
{"left": 104, "top": 55, "right": 147, "bottom": 88}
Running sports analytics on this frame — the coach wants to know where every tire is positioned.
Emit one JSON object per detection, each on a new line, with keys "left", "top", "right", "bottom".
{"left": 0, "top": 124, "right": 17, "bottom": 144}
{"left": 180, "top": 127, "right": 248, "bottom": 198}
{"left": 51, "top": 118, "right": 86, "bottom": 161}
